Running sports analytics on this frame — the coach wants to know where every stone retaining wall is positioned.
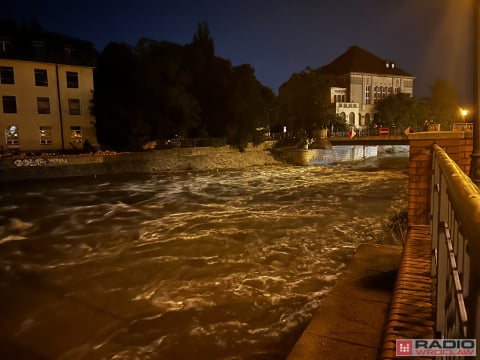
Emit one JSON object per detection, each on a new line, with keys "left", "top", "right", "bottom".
{"left": 0, "top": 142, "right": 282, "bottom": 182}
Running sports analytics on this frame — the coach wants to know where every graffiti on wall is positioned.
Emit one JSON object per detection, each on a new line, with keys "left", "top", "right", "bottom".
{"left": 13, "top": 157, "right": 68, "bottom": 167}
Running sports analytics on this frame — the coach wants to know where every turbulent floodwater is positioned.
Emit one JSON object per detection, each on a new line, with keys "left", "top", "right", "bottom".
{"left": 0, "top": 160, "right": 408, "bottom": 360}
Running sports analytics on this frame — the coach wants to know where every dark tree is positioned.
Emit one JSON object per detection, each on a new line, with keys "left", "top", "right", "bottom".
{"left": 93, "top": 42, "right": 138, "bottom": 150}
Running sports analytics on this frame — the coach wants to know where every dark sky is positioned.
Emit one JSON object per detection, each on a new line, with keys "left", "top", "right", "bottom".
{"left": 4, "top": 0, "right": 476, "bottom": 104}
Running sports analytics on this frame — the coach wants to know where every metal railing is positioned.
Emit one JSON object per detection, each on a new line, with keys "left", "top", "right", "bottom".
{"left": 431, "top": 144, "right": 480, "bottom": 343}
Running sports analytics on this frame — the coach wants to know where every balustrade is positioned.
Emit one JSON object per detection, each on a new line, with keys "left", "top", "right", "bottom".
{"left": 431, "top": 144, "right": 480, "bottom": 343}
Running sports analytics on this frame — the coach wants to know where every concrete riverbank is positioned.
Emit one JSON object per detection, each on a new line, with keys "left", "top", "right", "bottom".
{"left": 0, "top": 142, "right": 282, "bottom": 182}
{"left": 287, "top": 244, "right": 402, "bottom": 360}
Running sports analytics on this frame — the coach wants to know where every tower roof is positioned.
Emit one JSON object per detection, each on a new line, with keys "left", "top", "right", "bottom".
{"left": 318, "top": 45, "right": 413, "bottom": 77}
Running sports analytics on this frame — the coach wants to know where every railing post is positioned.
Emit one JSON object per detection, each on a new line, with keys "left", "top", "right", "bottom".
{"left": 431, "top": 149, "right": 440, "bottom": 277}
{"left": 435, "top": 170, "right": 449, "bottom": 336}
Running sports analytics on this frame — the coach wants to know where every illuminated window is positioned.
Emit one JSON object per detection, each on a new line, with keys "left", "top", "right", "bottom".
{"left": 68, "top": 98, "right": 80, "bottom": 115}
{"left": 66, "top": 71, "right": 79, "bottom": 88}
{"left": 39, "top": 126, "right": 52, "bottom": 144}
{"left": 0, "top": 66, "right": 14, "bottom": 84}
{"left": 365, "top": 85, "right": 371, "bottom": 103}
{"left": 70, "top": 126, "right": 82, "bottom": 143}
{"left": 37, "top": 97, "right": 50, "bottom": 114}
{"left": 5, "top": 125, "right": 19, "bottom": 145}
{"left": 2, "top": 96, "right": 17, "bottom": 113}
{"left": 34, "top": 69, "right": 48, "bottom": 86}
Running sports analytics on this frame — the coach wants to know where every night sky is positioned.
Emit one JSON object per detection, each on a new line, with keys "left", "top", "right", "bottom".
{"left": 3, "top": 0, "right": 476, "bottom": 104}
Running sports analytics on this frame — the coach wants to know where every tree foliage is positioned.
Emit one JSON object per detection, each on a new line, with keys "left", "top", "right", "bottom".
{"left": 278, "top": 68, "right": 343, "bottom": 137}
{"left": 428, "top": 78, "right": 459, "bottom": 129}
{"left": 375, "top": 78, "right": 460, "bottom": 131}
{"left": 375, "top": 93, "right": 429, "bottom": 129}
{"left": 93, "top": 22, "right": 276, "bottom": 151}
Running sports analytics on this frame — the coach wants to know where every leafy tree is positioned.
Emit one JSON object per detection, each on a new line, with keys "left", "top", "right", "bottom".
{"left": 375, "top": 93, "right": 429, "bottom": 129}
{"left": 92, "top": 21, "right": 278, "bottom": 151}
{"left": 428, "top": 78, "right": 459, "bottom": 129}
{"left": 278, "top": 69, "right": 338, "bottom": 138}
{"left": 93, "top": 42, "right": 138, "bottom": 150}
{"left": 192, "top": 21, "right": 214, "bottom": 58}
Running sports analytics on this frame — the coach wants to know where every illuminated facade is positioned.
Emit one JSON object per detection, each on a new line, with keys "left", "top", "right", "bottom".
{"left": 0, "top": 28, "right": 97, "bottom": 152}
{"left": 321, "top": 45, "right": 415, "bottom": 129}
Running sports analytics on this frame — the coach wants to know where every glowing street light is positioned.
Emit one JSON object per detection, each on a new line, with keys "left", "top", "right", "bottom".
{"left": 460, "top": 108, "right": 469, "bottom": 122}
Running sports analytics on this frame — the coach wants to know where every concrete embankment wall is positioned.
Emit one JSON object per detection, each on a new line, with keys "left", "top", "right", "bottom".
{"left": 0, "top": 142, "right": 282, "bottom": 182}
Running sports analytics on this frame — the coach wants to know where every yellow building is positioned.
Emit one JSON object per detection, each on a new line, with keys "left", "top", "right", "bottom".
{"left": 0, "top": 28, "right": 97, "bottom": 153}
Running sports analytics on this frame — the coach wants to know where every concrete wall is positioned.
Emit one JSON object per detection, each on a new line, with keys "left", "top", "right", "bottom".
{"left": 0, "top": 142, "right": 281, "bottom": 182}
{"left": 407, "top": 131, "right": 473, "bottom": 226}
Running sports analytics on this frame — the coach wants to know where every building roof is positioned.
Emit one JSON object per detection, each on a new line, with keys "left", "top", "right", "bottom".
{"left": 0, "top": 21, "right": 97, "bottom": 67}
{"left": 318, "top": 45, "right": 413, "bottom": 77}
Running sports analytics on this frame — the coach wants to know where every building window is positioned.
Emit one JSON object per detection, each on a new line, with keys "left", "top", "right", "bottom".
{"left": 32, "top": 41, "right": 47, "bottom": 57}
{"left": 2, "top": 96, "right": 17, "bottom": 113}
{"left": 5, "top": 125, "right": 19, "bottom": 145}
{"left": 39, "top": 126, "right": 52, "bottom": 144}
{"left": 349, "top": 112, "right": 355, "bottom": 125}
{"left": 365, "top": 85, "right": 370, "bottom": 103}
{"left": 37, "top": 97, "right": 50, "bottom": 114}
{"left": 0, "top": 66, "right": 14, "bottom": 84}
{"left": 34, "top": 69, "right": 48, "bottom": 86}
{"left": 70, "top": 126, "right": 82, "bottom": 144}
{"left": 68, "top": 98, "right": 80, "bottom": 115}
{"left": 66, "top": 71, "right": 79, "bottom": 88}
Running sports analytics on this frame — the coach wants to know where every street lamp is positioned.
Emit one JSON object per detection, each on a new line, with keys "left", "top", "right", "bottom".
{"left": 470, "top": 0, "right": 480, "bottom": 185}
{"left": 460, "top": 108, "right": 469, "bottom": 122}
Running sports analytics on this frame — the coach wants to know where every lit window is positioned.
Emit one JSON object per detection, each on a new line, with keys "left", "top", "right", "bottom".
{"left": 68, "top": 98, "right": 80, "bottom": 115}
{"left": 0, "top": 66, "right": 14, "bottom": 84}
{"left": 66, "top": 71, "right": 79, "bottom": 88}
{"left": 34, "top": 69, "right": 48, "bottom": 86}
{"left": 5, "top": 125, "right": 19, "bottom": 145}
{"left": 70, "top": 126, "right": 82, "bottom": 143}
{"left": 2, "top": 96, "right": 17, "bottom": 113}
{"left": 37, "top": 97, "right": 50, "bottom": 114}
{"left": 40, "top": 126, "right": 52, "bottom": 144}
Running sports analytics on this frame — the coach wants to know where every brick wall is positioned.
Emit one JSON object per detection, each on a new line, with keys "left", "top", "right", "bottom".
{"left": 408, "top": 132, "right": 473, "bottom": 225}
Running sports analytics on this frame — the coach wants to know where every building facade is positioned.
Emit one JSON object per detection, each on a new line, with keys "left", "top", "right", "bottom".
{"left": 278, "top": 45, "right": 415, "bottom": 137}
{"left": 321, "top": 46, "right": 415, "bottom": 130}
{"left": 0, "top": 26, "right": 97, "bottom": 152}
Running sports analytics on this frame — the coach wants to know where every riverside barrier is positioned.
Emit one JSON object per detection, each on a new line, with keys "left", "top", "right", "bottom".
{"left": 289, "top": 131, "right": 479, "bottom": 359}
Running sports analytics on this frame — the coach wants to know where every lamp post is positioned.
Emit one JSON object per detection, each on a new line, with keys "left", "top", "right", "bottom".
{"left": 470, "top": 0, "right": 480, "bottom": 185}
